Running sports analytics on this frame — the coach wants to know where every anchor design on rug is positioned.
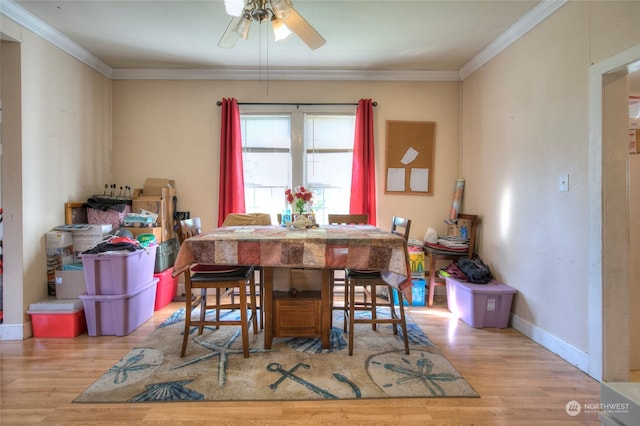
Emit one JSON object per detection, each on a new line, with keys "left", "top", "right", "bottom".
{"left": 173, "top": 329, "right": 267, "bottom": 387}
{"left": 267, "top": 362, "right": 361, "bottom": 399}
{"left": 382, "top": 353, "right": 463, "bottom": 396}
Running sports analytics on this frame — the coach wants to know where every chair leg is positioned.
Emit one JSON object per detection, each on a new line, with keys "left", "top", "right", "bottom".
{"left": 387, "top": 286, "right": 399, "bottom": 336}
{"left": 181, "top": 285, "right": 193, "bottom": 357}
{"left": 348, "top": 278, "right": 356, "bottom": 356}
{"left": 343, "top": 284, "right": 349, "bottom": 332}
{"left": 198, "top": 288, "right": 207, "bottom": 335}
{"left": 249, "top": 275, "right": 258, "bottom": 334}
{"left": 258, "top": 269, "right": 264, "bottom": 329}
{"left": 395, "top": 289, "right": 410, "bottom": 355}
{"left": 238, "top": 281, "right": 250, "bottom": 358}
{"left": 370, "top": 284, "right": 377, "bottom": 331}
{"left": 216, "top": 288, "right": 223, "bottom": 329}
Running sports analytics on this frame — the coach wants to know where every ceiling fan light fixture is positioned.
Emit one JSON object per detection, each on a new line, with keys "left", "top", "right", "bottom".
{"left": 269, "top": 0, "right": 292, "bottom": 19}
{"left": 218, "top": 0, "right": 324, "bottom": 50}
{"left": 224, "top": 0, "right": 245, "bottom": 17}
{"left": 272, "top": 18, "right": 292, "bottom": 41}
{"left": 234, "top": 16, "right": 252, "bottom": 40}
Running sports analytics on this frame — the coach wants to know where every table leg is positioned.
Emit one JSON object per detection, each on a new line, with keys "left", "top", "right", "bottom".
{"left": 321, "top": 269, "right": 331, "bottom": 349}
{"left": 263, "top": 266, "right": 273, "bottom": 349}
{"left": 428, "top": 254, "right": 437, "bottom": 307}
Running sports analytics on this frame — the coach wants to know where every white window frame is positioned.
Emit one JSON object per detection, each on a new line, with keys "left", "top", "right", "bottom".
{"left": 239, "top": 104, "right": 356, "bottom": 223}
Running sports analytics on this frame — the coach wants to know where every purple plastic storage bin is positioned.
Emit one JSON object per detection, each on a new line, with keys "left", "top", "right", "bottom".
{"left": 80, "top": 278, "right": 157, "bottom": 336}
{"left": 445, "top": 277, "right": 516, "bottom": 328}
{"left": 80, "top": 246, "right": 157, "bottom": 295}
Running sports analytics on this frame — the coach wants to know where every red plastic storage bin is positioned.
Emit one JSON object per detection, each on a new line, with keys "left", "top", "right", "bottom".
{"left": 27, "top": 298, "right": 86, "bottom": 337}
{"left": 80, "top": 278, "right": 157, "bottom": 336}
{"left": 445, "top": 277, "right": 516, "bottom": 328}
{"left": 153, "top": 267, "right": 178, "bottom": 311}
{"left": 80, "top": 246, "right": 157, "bottom": 295}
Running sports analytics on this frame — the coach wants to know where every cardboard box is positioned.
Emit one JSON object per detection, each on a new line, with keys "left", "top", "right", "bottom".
{"left": 132, "top": 187, "right": 175, "bottom": 242}
{"left": 55, "top": 270, "right": 87, "bottom": 299}
{"left": 45, "top": 231, "right": 74, "bottom": 295}
{"left": 446, "top": 217, "right": 472, "bottom": 238}
{"left": 143, "top": 178, "right": 175, "bottom": 196}
{"left": 71, "top": 224, "right": 113, "bottom": 262}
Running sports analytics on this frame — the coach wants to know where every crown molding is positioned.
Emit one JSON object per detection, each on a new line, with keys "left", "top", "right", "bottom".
{"left": 1, "top": 0, "right": 113, "bottom": 77}
{"left": 459, "top": 0, "right": 567, "bottom": 80}
{"left": 110, "top": 67, "right": 460, "bottom": 81}
{"left": 3, "top": 0, "right": 563, "bottom": 82}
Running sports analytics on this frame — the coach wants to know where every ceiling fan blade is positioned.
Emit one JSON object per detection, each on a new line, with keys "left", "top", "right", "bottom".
{"left": 218, "top": 17, "right": 241, "bottom": 48}
{"left": 283, "top": 8, "right": 326, "bottom": 50}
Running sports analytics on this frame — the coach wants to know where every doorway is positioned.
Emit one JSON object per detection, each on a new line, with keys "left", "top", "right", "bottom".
{"left": 589, "top": 44, "right": 640, "bottom": 382}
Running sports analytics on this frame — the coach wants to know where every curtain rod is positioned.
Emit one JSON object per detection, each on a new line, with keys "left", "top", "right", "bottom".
{"left": 216, "top": 101, "right": 377, "bottom": 107}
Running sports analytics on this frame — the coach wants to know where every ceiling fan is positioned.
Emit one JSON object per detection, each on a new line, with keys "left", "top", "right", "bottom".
{"left": 219, "top": 0, "right": 326, "bottom": 50}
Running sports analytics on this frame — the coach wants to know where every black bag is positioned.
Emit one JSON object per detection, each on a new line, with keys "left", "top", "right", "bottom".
{"left": 457, "top": 257, "right": 492, "bottom": 284}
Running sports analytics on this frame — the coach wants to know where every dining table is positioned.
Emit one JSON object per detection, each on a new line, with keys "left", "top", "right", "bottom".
{"left": 173, "top": 224, "right": 411, "bottom": 350}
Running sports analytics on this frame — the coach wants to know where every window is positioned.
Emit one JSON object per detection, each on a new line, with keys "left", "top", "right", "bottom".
{"left": 241, "top": 106, "right": 356, "bottom": 224}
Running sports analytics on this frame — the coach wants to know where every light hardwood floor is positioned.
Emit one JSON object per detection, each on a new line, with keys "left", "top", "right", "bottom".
{"left": 1, "top": 296, "right": 604, "bottom": 425}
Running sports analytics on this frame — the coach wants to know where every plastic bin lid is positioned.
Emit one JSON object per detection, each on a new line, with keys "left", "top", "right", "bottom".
{"left": 79, "top": 278, "right": 159, "bottom": 301}
{"left": 27, "top": 297, "right": 83, "bottom": 313}
{"left": 446, "top": 278, "right": 517, "bottom": 294}
{"left": 62, "top": 262, "right": 84, "bottom": 271}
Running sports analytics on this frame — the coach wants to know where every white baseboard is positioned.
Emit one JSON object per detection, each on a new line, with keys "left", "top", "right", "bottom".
{"left": 0, "top": 321, "right": 32, "bottom": 340}
{"left": 511, "top": 313, "right": 590, "bottom": 376}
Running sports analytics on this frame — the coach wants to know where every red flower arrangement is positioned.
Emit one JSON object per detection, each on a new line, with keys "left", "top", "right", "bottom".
{"left": 285, "top": 185, "right": 313, "bottom": 215}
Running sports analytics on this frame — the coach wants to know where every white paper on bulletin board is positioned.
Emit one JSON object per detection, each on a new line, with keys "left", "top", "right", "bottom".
{"left": 400, "top": 147, "right": 419, "bottom": 165}
{"left": 386, "top": 168, "right": 405, "bottom": 191}
{"left": 410, "top": 168, "right": 429, "bottom": 192}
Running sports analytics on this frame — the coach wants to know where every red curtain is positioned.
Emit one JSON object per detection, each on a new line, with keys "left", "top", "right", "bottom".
{"left": 349, "top": 98, "right": 377, "bottom": 225}
{"left": 218, "top": 98, "right": 245, "bottom": 227}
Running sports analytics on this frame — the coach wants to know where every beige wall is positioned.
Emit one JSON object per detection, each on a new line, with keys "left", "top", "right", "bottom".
{"left": 111, "top": 79, "right": 461, "bottom": 239}
{"left": 461, "top": 0, "right": 640, "bottom": 373}
{"left": 0, "top": 16, "right": 112, "bottom": 338}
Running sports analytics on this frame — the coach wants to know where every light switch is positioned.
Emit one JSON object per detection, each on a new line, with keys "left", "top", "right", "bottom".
{"left": 559, "top": 174, "right": 569, "bottom": 192}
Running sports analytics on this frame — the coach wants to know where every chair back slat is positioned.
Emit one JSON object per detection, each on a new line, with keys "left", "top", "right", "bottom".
{"left": 222, "top": 213, "right": 272, "bottom": 226}
{"left": 390, "top": 216, "right": 411, "bottom": 241}
{"left": 327, "top": 214, "right": 369, "bottom": 225}
{"left": 177, "top": 217, "right": 202, "bottom": 244}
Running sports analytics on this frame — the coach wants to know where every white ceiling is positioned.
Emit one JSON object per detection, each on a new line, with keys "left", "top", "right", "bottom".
{"left": 3, "top": 0, "right": 639, "bottom": 91}
{"left": 6, "top": 0, "right": 548, "bottom": 79}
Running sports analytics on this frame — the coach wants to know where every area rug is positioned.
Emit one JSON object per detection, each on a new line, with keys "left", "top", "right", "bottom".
{"left": 74, "top": 308, "right": 478, "bottom": 402}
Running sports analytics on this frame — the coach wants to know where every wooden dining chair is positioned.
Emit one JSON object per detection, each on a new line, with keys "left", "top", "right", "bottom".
{"left": 327, "top": 214, "right": 369, "bottom": 225}
{"left": 177, "top": 217, "right": 258, "bottom": 358}
{"left": 423, "top": 213, "right": 479, "bottom": 307}
{"left": 221, "top": 213, "right": 272, "bottom": 329}
{"left": 344, "top": 216, "right": 411, "bottom": 355}
{"left": 326, "top": 214, "right": 370, "bottom": 319}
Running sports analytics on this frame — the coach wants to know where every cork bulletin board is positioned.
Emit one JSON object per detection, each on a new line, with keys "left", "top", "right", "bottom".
{"left": 385, "top": 120, "right": 435, "bottom": 195}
